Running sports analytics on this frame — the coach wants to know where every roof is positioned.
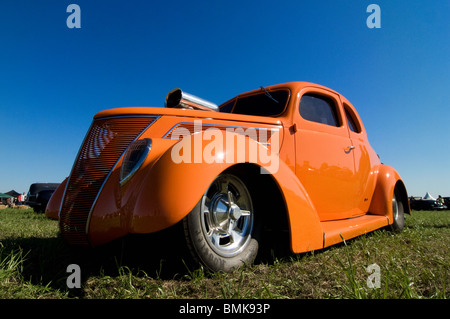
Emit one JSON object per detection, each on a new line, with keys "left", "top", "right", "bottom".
{"left": 5, "top": 190, "right": 20, "bottom": 197}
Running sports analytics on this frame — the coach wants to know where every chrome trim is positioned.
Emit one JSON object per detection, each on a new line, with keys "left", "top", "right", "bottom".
{"left": 59, "top": 115, "right": 160, "bottom": 221}
{"left": 162, "top": 121, "right": 281, "bottom": 146}
{"left": 58, "top": 121, "right": 95, "bottom": 220}
{"left": 84, "top": 116, "right": 160, "bottom": 237}
{"left": 119, "top": 138, "right": 152, "bottom": 186}
{"left": 94, "top": 114, "right": 160, "bottom": 120}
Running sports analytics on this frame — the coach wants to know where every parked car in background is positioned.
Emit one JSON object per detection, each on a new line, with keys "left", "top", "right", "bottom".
{"left": 26, "top": 183, "right": 60, "bottom": 213}
{"left": 409, "top": 196, "right": 447, "bottom": 210}
{"left": 443, "top": 197, "right": 450, "bottom": 210}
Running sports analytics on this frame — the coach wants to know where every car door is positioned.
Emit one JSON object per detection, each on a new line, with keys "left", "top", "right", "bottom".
{"left": 294, "top": 87, "right": 360, "bottom": 221}
{"left": 341, "top": 98, "right": 379, "bottom": 215}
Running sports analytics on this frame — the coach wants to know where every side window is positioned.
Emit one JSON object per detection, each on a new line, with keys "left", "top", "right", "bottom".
{"left": 344, "top": 104, "right": 361, "bottom": 133}
{"left": 299, "top": 93, "right": 341, "bottom": 127}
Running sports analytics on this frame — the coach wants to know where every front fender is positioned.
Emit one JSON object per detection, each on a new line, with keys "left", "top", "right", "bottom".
{"left": 129, "top": 130, "right": 277, "bottom": 234}
{"left": 45, "top": 177, "right": 68, "bottom": 220}
{"left": 87, "top": 129, "right": 324, "bottom": 250}
{"left": 266, "top": 160, "right": 324, "bottom": 253}
{"left": 130, "top": 130, "right": 324, "bottom": 254}
{"left": 87, "top": 131, "right": 273, "bottom": 246}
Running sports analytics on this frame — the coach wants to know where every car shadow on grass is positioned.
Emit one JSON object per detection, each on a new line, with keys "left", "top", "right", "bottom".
{"left": 0, "top": 221, "right": 211, "bottom": 297}
{"left": 1, "top": 222, "right": 319, "bottom": 298}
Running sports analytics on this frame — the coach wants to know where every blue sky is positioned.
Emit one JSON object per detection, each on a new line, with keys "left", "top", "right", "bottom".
{"left": 0, "top": 0, "right": 449, "bottom": 198}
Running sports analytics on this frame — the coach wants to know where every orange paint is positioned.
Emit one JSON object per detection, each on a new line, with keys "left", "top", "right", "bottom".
{"left": 47, "top": 81, "right": 409, "bottom": 253}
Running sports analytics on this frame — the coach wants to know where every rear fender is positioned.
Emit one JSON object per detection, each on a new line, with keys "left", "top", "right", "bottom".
{"left": 369, "top": 164, "right": 410, "bottom": 223}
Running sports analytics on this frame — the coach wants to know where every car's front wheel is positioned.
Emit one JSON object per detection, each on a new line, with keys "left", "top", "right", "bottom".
{"left": 183, "top": 172, "right": 259, "bottom": 272}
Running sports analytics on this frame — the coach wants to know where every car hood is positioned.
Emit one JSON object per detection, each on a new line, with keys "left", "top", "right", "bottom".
{"left": 94, "top": 107, "right": 283, "bottom": 127}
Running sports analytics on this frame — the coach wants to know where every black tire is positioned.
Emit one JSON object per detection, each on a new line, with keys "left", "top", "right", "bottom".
{"left": 389, "top": 187, "right": 405, "bottom": 232}
{"left": 183, "top": 172, "right": 259, "bottom": 272}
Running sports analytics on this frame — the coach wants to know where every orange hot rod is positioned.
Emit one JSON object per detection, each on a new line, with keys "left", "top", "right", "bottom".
{"left": 46, "top": 81, "right": 409, "bottom": 272}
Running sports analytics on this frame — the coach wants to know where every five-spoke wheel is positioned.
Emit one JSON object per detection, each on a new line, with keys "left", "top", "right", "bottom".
{"left": 183, "top": 172, "right": 259, "bottom": 272}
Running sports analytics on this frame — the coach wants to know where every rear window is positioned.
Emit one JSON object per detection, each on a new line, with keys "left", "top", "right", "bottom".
{"left": 219, "top": 89, "right": 289, "bottom": 116}
{"left": 344, "top": 104, "right": 362, "bottom": 133}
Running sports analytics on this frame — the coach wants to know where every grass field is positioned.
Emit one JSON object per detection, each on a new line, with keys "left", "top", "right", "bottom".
{"left": 0, "top": 208, "right": 448, "bottom": 299}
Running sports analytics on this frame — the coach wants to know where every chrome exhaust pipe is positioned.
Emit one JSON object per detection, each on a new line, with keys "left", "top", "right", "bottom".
{"left": 165, "top": 88, "right": 218, "bottom": 112}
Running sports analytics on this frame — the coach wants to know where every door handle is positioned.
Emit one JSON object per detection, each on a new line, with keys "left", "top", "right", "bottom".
{"left": 345, "top": 146, "right": 355, "bottom": 153}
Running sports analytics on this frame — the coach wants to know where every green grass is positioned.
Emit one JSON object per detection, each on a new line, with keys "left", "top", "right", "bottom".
{"left": 0, "top": 208, "right": 448, "bottom": 299}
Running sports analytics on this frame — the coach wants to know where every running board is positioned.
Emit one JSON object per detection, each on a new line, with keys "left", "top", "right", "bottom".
{"left": 321, "top": 214, "right": 390, "bottom": 248}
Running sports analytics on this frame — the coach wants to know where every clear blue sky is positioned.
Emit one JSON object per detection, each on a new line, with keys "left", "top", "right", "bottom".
{"left": 0, "top": 0, "right": 449, "bottom": 198}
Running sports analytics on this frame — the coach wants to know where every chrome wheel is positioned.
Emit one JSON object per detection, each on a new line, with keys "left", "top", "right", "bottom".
{"left": 184, "top": 171, "right": 259, "bottom": 272}
{"left": 390, "top": 189, "right": 405, "bottom": 232}
{"left": 392, "top": 193, "right": 399, "bottom": 222}
{"left": 200, "top": 174, "right": 254, "bottom": 257}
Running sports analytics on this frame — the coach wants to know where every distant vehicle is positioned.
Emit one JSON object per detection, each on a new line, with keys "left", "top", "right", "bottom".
{"left": 443, "top": 197, "right": 450, "bottom": 210}
{"left": 26, "top": 183, "right": 60, "bottom": 213}
{"left": 409, "top": 196, "right": 446, "bottom": 211}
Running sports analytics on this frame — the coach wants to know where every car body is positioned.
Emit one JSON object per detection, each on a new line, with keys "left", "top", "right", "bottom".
{"left": 26, "top": 183, "right": 60, "bottom": 213}
{"left": 46, "top": 81, "right": 410, "bottom": 272}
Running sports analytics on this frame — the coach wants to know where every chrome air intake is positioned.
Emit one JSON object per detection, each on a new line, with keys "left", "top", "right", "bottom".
{"left": 165, "top": 88, "right": 218, "bottom": 112}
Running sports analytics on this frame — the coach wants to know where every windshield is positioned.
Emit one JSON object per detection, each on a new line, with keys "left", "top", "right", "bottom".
{"left": 219, "top": 89, "right": 290, "bottom": 117}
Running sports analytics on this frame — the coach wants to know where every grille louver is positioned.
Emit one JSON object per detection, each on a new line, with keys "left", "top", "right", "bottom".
{"left": 59, "top": 116, "right": 156, "bottom": 246}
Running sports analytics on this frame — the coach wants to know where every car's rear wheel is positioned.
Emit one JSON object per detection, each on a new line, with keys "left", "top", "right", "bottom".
{"left": 390, "top": 188, "right": 405, "bottom": 232}
{"left": 183, "top": 172, "right": 259, "bottom": 272}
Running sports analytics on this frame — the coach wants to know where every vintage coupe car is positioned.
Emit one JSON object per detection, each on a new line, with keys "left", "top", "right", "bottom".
{"left": 46, "top": 81, "right": 409, "bottom": 272}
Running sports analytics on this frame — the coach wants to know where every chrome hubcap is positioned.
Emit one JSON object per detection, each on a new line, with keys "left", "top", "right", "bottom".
{"left": 201, "top": 174, "right": 253, "bottom": 257}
